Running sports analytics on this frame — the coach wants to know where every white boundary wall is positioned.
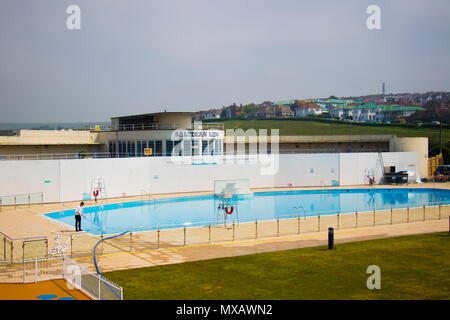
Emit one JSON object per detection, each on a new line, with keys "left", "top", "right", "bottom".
{"left": 0, "top": 152, "right": 419, "bottom": 203}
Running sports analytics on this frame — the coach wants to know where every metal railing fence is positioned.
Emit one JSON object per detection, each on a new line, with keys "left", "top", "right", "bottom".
{"left": 2, "top": 201, "right": 449, "bottom": 262}
{"left": 223, "top": 148, "right": 385, "bottom": 155}
{"left": 62, "top": 200, "right": 450, "bottom": 258}
{"left": 0, "top": 152, "right": 139, "bottom": 161}
{"left": 0, "top": 192, "right": 43, "bottom": 211}
{"left": 0, "top": 232, "right": 48, "bottom": 261}
{"left": 63, "top": 257, "right": 123, "bottom": 300}
{"left": 1, "top": 149, "right": 392, "bottom": 161}
{"left": 87, "top": 122, "right": 224, "bottom": 132}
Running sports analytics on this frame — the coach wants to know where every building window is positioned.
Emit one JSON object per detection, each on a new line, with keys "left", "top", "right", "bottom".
{"left": 192, "top": 140, "right": 201, "bottom": 156}
{"left": 203, "top": 139, "right": 216, "bottom": 156}
{"left": 155, "top": 140, "right": 162, "bottom": 156}
{"left": 166, "top": 141, "right": 174, "bottom": 156}
{"left": 202, "top": 140, "right": 209, "bottom": 156}
{"left": 127, "top": 141, "right": 136, "bottom": 157}
{"left": 118, "top": 141, "right": 127, "bottom": 158}
{"left": 137, "top": 141, "right": 143, "bottom": 157}
{"left": 214, "top": 139, "right": 223, "bottom": 155}
{"left": 147, "top": 141, "right": 155, "bottom": 157}
{"left": 108, "top": 141, "right": 116, "bottom": 157}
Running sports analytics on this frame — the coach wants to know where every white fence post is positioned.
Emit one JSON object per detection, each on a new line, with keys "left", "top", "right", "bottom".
{"left": 35, "top": 258, "right": 37, "bottom": 283}
{"left": 62, "top": 257, "right": 65, "bottom": 280}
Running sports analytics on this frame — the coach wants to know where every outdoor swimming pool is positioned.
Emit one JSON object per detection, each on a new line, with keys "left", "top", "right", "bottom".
{"left": 44, "top": 188, "right": 450, "bottom": 234}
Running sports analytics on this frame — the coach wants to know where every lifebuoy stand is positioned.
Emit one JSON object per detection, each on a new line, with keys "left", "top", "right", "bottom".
{"left": 225, "top": 206, "right": 234, "bottom": 215}
{"left": 215, "top": 193, "right": 240, "bottom": 228}
{"left": 93, "top": 189, "right": 99, "bottom": 202}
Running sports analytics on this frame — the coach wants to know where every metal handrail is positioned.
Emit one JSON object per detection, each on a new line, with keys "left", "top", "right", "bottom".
{"left": 87, "top": 122, "right": 224, "bottom": 132}
{"left": 1, "top": 149, "right": 391, "bottom": 161}
{"left": 0, "top": 152, "right": 165, "bottom": 161}
{"left": 0, "top": 231, "right": 47, "bottom": 242}
{"left": 0, "top": 192, "right": 43, "bottom": 210}
{"left": 223, "top": 148, "right": 386, "bottom": 155}
{"left": 0, "top": 191, "right": 43, "bottom": 199}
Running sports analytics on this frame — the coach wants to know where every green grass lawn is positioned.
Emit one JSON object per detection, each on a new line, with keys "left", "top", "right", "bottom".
{"left": 105, "top": 232, "right": 450, "bottom": 300}
{"left": 222, "top": 119, "right": 449, "bottom": 144}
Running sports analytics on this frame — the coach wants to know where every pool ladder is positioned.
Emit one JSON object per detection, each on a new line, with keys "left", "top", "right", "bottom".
{"left": 140, "top": 189, "right": 157, "bottom": 205}
{"left": 293, "top": 205, "right": 307, "bottom": 219}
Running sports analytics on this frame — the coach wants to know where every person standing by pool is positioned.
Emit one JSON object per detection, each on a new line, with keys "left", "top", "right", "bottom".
{"left": 75, "top": 202, "right": 86, "bottom": 232}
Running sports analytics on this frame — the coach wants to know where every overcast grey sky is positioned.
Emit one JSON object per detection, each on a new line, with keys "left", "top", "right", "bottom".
{"left": 0, "top": 0, "right": 449, "bottom": 122}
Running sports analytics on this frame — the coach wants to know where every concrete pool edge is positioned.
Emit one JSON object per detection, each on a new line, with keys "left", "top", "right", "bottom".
{"left": 0, "top": 182, "right": 450, "bottom": 245}
{"left": 41, "top": 185, "right": 450, "bottom": 236}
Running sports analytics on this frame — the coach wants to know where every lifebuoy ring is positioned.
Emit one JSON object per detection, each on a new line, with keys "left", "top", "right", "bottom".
{"left": 225, "top": 205, "right": 234, "bottom": 215}
{"left": 93, "top": 190, "right": 99, "bottom": 197}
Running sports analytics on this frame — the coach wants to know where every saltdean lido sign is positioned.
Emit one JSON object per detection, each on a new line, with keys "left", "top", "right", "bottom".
{"left": 173, "top": 130, "right": 221, "bottom": 139}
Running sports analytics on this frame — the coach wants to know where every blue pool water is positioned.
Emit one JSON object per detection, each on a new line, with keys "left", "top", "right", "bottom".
{"left": 44, "top": 188, "right": 450, "bottom": 234}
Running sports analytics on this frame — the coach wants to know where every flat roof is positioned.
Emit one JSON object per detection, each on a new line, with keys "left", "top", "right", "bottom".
{"left": 224, "top": 134, "right": 398, "bottom": 143}
{"left": 111, "top": 112, "right": 195, "bottom": 120}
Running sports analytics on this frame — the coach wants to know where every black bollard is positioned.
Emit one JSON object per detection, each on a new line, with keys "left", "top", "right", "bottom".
{"left": 328, "top": 227, "right": 334, "bottom": 250}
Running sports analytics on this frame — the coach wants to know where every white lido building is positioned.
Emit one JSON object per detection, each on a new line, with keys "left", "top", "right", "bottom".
{"left": 0, "top": 112, "right": 225, "bottom": 159}
{"left": 106, "top": 112, "right": 224, "bottom": 157}
{"left": 0, "top": 111, "right": 429, "bottom": 180}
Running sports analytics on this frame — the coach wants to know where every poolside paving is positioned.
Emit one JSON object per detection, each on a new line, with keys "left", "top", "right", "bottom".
{"left": 0, "top": 183, "right": 449, "bottom": 274}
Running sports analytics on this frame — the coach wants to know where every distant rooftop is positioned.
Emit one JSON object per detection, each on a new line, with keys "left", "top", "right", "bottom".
{"left": 272, "top": 100, "right": 296, "bottom": 105}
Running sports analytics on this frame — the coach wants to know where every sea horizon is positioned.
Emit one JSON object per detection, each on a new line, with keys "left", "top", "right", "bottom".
{"left": 0, "top": 121, "right": 110, "bottom": 131}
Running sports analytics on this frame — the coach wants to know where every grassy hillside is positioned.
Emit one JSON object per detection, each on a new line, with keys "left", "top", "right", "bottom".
{"left": 218, "top": 118, "right": 450, "bottom": 162}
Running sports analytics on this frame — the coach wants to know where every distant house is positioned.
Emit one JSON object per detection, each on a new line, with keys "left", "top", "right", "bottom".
{"left": 247, "top": 106, "right": 276, "bottom": 118}
{"left": 331, "top": 103, "right": 380, "bottom": 122}
{"left": 246, "top": 105, "right": 293, "bottom": 118}
{"left": 272, "top": 100, "right": 296, "bottom": 107}
{"left": 355, "top": 104, "right": 378, "bottom": 122}
{"left": 203, "top": 109, "right": 222, "bottom": 119}
{"left": 330, "top": 105, "right": 354, "bottom": 120}
{"left": 330, "top": 103, "right": 425, "bottom": 122}
{"left": 221, "top": 104, "right": 241, "bottom": 118}
{"left": 295, "top": 102, "right": 323, "bottom": 117}
{"left": 316, "top": 99, "right": 353, "bottom": 108}
{"left": 275, "top": 105, "right": 295, "bottom": 117}
{"left": 376, "top": 105, "right": 425, "bottom": 122}
{"left": 195, "top": 108, "right": 222, "bottom": 120}
{"left": 260, "top": 101, "right": 273, "bottom": 107}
